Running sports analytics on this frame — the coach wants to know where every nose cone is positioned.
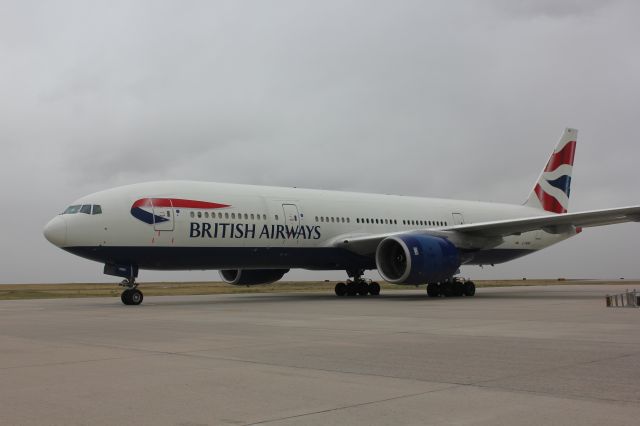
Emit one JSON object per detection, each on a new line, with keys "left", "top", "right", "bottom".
{"left": 44, "top": 216, "right": 67, "bottom": 247}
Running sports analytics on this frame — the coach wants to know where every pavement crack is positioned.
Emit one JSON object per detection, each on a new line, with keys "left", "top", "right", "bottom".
{"left": 243, "top": 386, "right": 460, "bottom": 425}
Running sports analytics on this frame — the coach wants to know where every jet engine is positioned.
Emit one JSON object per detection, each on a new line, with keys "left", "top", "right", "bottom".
{"left": 375, "top": 235, "right": 460, "bottom": 284}
{"left": 219, "top": 269, "right": 290, "bottom": 286}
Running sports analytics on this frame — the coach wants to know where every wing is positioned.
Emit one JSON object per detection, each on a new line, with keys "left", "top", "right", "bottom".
{"left": 445, "top": 205, "right": 640, "bottom": 237}
{"left": 330, "top": 205, "right": 640, "bottom": 255}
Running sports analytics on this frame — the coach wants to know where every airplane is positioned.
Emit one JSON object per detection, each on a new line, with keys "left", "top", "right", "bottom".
{"left": 43, "top": 128, "right": 639, "bottom": 305}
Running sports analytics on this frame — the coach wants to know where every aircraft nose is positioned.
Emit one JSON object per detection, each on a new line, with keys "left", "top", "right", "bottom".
{"left": 43, "top": 215, "right": 67, "bottom": 247}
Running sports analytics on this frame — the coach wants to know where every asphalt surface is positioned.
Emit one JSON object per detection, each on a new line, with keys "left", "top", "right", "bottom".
{"left": 1, "top": 284, "right": 639, "bottom": 425}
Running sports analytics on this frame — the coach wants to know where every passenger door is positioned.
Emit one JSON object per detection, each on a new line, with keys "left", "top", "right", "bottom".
{"left": 282, "top": 204, "right": 301, "bottom": 245}
{"left": 152, "top": 198, "right": 175, "bottom": 231}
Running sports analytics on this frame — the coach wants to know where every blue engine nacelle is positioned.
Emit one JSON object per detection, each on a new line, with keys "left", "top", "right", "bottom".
{"left": 375, "top": 235, "right": 460, "bottom": 284}
{"left": 219, "top": 269, "right": 289, "bottom": 286}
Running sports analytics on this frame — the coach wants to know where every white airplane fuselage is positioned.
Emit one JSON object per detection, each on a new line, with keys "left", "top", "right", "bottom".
{"left": 44, "top": 180, "right": 570, "bottom": 273}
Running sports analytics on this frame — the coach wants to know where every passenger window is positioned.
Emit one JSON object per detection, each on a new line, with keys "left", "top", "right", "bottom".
{"left": 197, "top": 211, "right": 202, "bottom": 218}
{"left": 204, "top": 212, "right": 208, "bottom": 218}
{"left": 92, "top": 205, "right": 102, "bottom": 215}
{"left": 244, "top": 213, "right": 248, "bottom": 219}
{"left": 80, "top": 205, "right": 91, "bottom": 214}
{"left": 218, "top": 213, "right": 223, "bottom": 219}
{"left": 190, "top": 211, "right": 195, "bottom": 218}
{"left": 167, "top": 211, "right": 171, "bottom": 217}
{"left": 275, "top": 215, "right": 279, "bottom": 221}
{"left": 251, "top": 214, "right": 255, "bottom": 220}
{"left": 347, "top": 218, "right": 350, "bottom": 223}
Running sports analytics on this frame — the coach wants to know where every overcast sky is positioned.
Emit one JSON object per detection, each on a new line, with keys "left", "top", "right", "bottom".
{"left": 1, "top": 0, "right": 639, "bottom": 284}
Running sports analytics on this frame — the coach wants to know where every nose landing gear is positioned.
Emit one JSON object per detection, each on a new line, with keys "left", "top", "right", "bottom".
{"left": 119, "top": 279, "right": 143, "bottom": 305}
{"left": 104, "top": 264, "right": 143, "bottom": 306}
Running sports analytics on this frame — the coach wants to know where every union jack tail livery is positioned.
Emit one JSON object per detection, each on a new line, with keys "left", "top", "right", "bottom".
{"left": 525, "top": 128, "right": 577, "bottom": 214}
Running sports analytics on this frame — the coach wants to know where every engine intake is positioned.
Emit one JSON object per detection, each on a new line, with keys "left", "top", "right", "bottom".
{"left": 375, "top": 235, "right": 460, "bottom": 284}
{"left": 219, "top": 269, "right": 289, "bottom": 286}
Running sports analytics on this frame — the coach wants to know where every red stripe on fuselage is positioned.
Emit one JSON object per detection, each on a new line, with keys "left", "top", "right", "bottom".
{"left": 132, "top": 198, "right": 230, "bottom": 209}
{"left": 544, "top": 140, "right": 576, "bottom": 172}
{"left": 534, "top": 184, "right": 567, "bottom": 214}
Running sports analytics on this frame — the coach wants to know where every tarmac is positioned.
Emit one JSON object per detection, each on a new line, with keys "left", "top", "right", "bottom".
{"left": 1, "top": 284, "right": 639, "bottom": 425}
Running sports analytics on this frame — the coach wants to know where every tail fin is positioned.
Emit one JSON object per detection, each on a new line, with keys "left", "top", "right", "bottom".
{"left": 524, "top": 128, "right": 577, "bottom": 214}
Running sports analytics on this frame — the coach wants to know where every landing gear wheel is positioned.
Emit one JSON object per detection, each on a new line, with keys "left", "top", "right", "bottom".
{"left": 346, "top": 283, "right": 358, "bottom": 296}
{"left": 441, "top": 282, "right": 454, "bottom": 297}
{"left": 368, "top": 282, "right": 381, "bottom": 296}
{"left": 335, "top": 282, "right": 347, "bottom": 296}
{"left": 130, "top": 289, "right": 143, "bottom": 305}
{"left": 120, "top": 288, "right": 143, "bottom": 305}
{"left": 427, "top": 283, "right": 440, "bottom": 297}
{"left": 464, "top": 281, "right": 476, "bottom": 297}
{"left": 453, "top": 281, "right": 465, "bottom": 297}
{"left": 121, "top": 289, "right": 132, "bottom": 305}
{"left": 118, "top": 275, "right": 143, "bottom": 305}
{"left": 357, "top": 283, "right": 369, "bottom": 296}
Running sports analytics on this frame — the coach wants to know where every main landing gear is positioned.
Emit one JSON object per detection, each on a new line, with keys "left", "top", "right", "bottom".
{"left": 335, "top": 269, "right": 381, "bottom": 297}
{"left": 426, "top": 278, "right": 475, "bottom": 298}
{"left": 120, "top": 278, "right": 143, "bottom": 305}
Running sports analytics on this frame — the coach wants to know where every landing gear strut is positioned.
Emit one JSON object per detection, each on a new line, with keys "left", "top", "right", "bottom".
{"left": 335, "top": 269, "right": 381, "bottom": 297}
{"left": 119, "top": 278, "right": 143, "bottom": 305}
{"left": 427, "top": 278, "right": 475, "bottom": 298}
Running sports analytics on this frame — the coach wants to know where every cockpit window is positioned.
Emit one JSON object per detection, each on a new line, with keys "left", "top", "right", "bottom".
{"left": 63, "top": 205, "right": 81, "bottom": 214}
{"left": 62, "top": 204, "right": 102, "bottom": 215}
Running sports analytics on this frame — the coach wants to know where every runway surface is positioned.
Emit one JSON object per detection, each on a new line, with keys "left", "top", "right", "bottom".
{"left": 1, "top": 284, "right": 639, "bottom": 425}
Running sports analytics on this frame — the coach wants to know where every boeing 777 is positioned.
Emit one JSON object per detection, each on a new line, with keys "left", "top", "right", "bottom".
{"left": 43, "top": 129, "right": 640, "bottom": 305}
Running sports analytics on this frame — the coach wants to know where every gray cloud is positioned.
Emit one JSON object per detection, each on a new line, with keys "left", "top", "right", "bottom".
{"left": 1, "top": 0, "right": 639, "bottom": 283}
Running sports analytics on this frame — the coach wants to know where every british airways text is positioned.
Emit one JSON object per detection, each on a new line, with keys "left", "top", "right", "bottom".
{"left": 190, "top": 223, "right": 321, "bottom": 240}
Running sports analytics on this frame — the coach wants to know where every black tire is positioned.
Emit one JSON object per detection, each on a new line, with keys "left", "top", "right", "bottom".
{"left": 130, "top": 289, "right": 143, "bottom": 305}
{"left": 357, "top": 283, "right": 368, "bottom": 296}
{"left": 121, "top": 289, "right": 132, "bottom": 305}
{"left": 426, "top": 283, "right": 440, "bottom": 297}
{"left": 346, "top": 284, "right": 357, "bottom": 296}
{"left": 464, "top": 281, "right": 476, "bottom": 297}
{"left": 453, "top": 282, "right": 465, "bottom": 297}
{"left": 441, "top": 282, "right": 454, "bottom": 297}
{"left": 335, "top": 282, "right": 347, "bottom": 296}
{"left": 368, "top": 282, "right": 381, "bottom": 296}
